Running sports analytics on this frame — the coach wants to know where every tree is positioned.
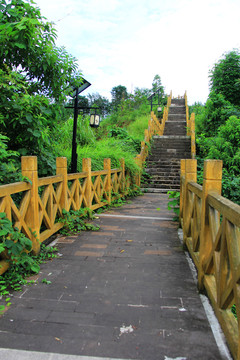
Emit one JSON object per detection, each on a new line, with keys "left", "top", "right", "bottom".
{"left": 0, "top": 0, "right": 83, "bottom": 177}
{"left": 0, "top": 0, "right": 81, "bottom": 99}
{"left": 87, "top": 93, "right": 111, "bottom": 116}
{"left": 209, "top": 50, "right": 240, "bottom": 107}
{"left": 152, "top": 74, "right": 164, "bottom": 97}
{"left": 194, "top": 91, "right": 240, "bottom": 138}
{"left": 111, "top": 85, "right": 128, "bottom": 110}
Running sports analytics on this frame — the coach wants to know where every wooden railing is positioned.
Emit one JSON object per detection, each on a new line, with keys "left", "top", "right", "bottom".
{"left": 184, "top": 91, "right": 196, "bottom": 159}
{"left": 0, "top": 156, "right": 133, "bottom": 274}
{"left": 135, "top": 91, "right": 172, "bottom": 167}
{"left": 180, "top": 158, "right": 240, "bottom": 360}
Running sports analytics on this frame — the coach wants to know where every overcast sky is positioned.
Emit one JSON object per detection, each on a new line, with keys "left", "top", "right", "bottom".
{"left": 35, "top": 0, "right": 240, "bottom": 105}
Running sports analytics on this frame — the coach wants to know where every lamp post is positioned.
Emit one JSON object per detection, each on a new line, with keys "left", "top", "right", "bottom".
{"left": 90, "top": 108, "right": 100, "bottom": 128}
{"left": 66, "top": 78, "right": 101, "bottom": 173}
{"left": 71, "top": 79, "right": 91, "bottom": 173}
{"left": 147, "top": 87, "right": 163, "bottom": 111}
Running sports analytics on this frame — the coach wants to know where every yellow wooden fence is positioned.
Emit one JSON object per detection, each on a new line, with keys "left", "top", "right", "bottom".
{"left": 0, "top": 156, "right": 133, "bottom": 274}
{"left": 0, "top": 92, "right": 173, "bottom": 274}
{"left": 184, "top": 91, "right": 196, "bottom": 158}
{"left": 180, "top": 158, "right": 240, "bottom": 360}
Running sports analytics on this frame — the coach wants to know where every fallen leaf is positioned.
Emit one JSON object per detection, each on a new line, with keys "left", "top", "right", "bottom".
{"left": 55, "top": 337, "right": 61, "bottom": 342}
{"left": 120, "top": 249, "right": 125, "bottom": 253}
{"left": 126, "top": 240, "right": 133, "bottom": 242}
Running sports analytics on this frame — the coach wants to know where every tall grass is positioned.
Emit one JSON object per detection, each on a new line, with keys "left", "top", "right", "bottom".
{"left": 126, "top": 114, "right": 150, "bottom": 141}
{"left": 76, "top": 138, "right": 139, "bottom": 175}
{"left": 51, "top": 98, "right": 151, "bottom": 176}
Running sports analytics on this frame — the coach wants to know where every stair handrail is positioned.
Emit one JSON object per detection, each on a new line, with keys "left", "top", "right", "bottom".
{"left": 134, "top": 91, "right": 173, "bottom": 170}
{"left": 180, "top": 159, "right": 240, "bottom": 360}
{"left": 190, "top": 113, "right": 196, "bottom": 159}
{"left": 0, "top": 156, "right": 136, "bottom": 274}
{"left": 184, "top": 91, "right": 196, "bottom": 159}
{"left": 161, "top": 91, "right": 172, "bottom": 135}
{"left": 184, "top": 91, "right": 190, "bottom": 136}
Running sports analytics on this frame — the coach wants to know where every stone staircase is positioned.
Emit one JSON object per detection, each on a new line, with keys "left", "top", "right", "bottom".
{"left": 142, "top": 98, "right": 191, "bottom": 193}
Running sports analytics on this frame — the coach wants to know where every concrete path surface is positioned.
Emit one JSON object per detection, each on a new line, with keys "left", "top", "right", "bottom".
{"left": 0, "top": 194, "right": 231, "bottom": 359}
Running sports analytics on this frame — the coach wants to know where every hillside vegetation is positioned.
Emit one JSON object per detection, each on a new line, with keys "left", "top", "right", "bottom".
{"left": 1, "top": 1, "right": 239, "bottom": 207}
{"left": 190, "top": 50, "right": 240, "bottom": 204}
{"left": 0, "top": 0, "right": 165, "bottom": 184}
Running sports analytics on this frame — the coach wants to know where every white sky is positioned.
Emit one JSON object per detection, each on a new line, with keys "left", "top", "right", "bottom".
{"left": 35, "top": 0, "right": 240, "bottom": 105}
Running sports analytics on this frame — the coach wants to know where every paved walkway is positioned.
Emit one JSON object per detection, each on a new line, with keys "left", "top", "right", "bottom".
{"left": 0, "top": 194, "right": 231, "bottom": 359}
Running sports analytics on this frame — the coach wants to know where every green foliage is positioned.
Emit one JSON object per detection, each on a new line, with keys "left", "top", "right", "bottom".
{"left": 0, "top": 212, "right": 59, "bottom": 314}
{"left": 209, "top": 50, "right": 240, "bottom": 107}
{"left": 231, "top": 304, "right": 237, "bottom": 319}
{"left": 59, "top": 208, "right": 99, "bottom": 235}
{"left": 152, "top": 74, "right": 164, "bottom": 96}
{"left": 76, "top": 138, "right": 140, "bottom": 176}
{"left": 195, "top": 91, "right": 240, "bottom": 138}
{"left": 41, "top": 278, "right": 51, "bottom": 285}
{"left": 0, "top": 241, "right": 58, "bottom": 314}
{"left": 107, "top": 126, "right": 141, "bottom": 153}
{"left": 0, "top": 134, "right": 20, "bottom": 184}
{"left": 208, "top": 116, "right": 240, "bottom": 175}
{"left": 111, "top": 85, "right": 128, "bottom": 110}
{"left": 0, "top": 212, "right": 34, "bottom": 262}
{"left": 0, "top": 0, "right": 81, "bottom": 99}
{"left": 87, "top": 93, "right": 111, "bottom": 116}
{"left": 0, "top": 0, "right": 83, "bottom": 180}
{"left": 167, "top": 191, "right": 180, "bottom": 221}
{"left": 127, "top": 114, "right": 150, "bottom": 141}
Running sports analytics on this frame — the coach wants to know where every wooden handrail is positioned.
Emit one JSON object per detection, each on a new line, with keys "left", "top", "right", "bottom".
{"left": 180, "top": 158, "right": 240, "bottom": 360}
{"left": 135, "top": 91, "right": 172, "bottom": 172}
{"left": 0, "top": 156, "right": 135, "bottom": 265}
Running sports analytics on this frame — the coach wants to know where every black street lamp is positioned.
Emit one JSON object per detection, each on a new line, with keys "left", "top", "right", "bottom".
{"left": 147, "top": 87, "right": 163, "bottom": 111}
{"left": 66, "top": 78, "right": 101, "bottom": 173}
{"left": 90, "top": 108, "right": 100, "bottom": 128}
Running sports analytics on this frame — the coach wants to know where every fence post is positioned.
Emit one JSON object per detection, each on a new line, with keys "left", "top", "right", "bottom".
{"left": 179, "top": 159, "right": 186, "bottom": 226}
{"left": 190, "top": 113, "right": 196, "bottom": 158}
{"left": 144, "top": 129, "right": 149, "bottom": 143}
{"left": 21, "top": 156, "right": 40, "bottom": 254}
{"left": 82, "top": 158, "right": 92, "bottom": 209}
{"left": 104, "top": 158, "right": 111, "bottom": 204}
{"left": 135, "top": 155, "right": 142, "bottom": 188}
{"left": 183, "top": 159, "right": 197, "bottom": 245}
{"left": 120, "top": 158, "right": 125, "bottom": 194}
{"left": 198, "top": 159, "right": 223, "bottom": 290}
{"left": 185, "top": 103, "right": 190, "bottom": 136}
{"left": 56, "top": 157, "right": 68, "bottom": 211}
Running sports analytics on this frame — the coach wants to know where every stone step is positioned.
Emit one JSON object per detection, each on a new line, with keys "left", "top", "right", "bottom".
{"left": 150, "top": 145, "right": 191, "bottom": 150}
{"left": 150, "top": 149, "right": 191, "bottom": 154}
{"left": 148, "top": 176, "right": 180, "bottom": 183}
{"left": 164, "top": 129, "right": 187, "bottom": 133}
{"left": 164, "top": 130, "right": 187, "bottom": 136}
{"left": 148, "top": 152, "right": 191, "bottom": 157}
{"left": 153, "top": 135, "right": 190, "bottom": 140}
{"left": 146, "top": 160, "right": 181, "bottom": 166}
{"left": 145, "top": 172, "right": 180, "bottom": 177}
{"left": 151, "top": 139, "right": 190, "bottom": 144}
{"left": 169, "top": 106, "right": 186, "bottom": 115}
{"left": 168, "top": 114, "right": 186, "bottom": 121}
{"left": 146, "top": 160, "right": 181, "bottom": 165}
{"left": 143, "top": 183, "right": 180, "bottom": 190}
{"left": 171, "top": 98, "right": 185, "bottom": 106}
{"left": 142, "top": 102, "right": 191, "bottom": 191}
{"left": 141, "top": 187, "right": 179, "bottom": 193}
